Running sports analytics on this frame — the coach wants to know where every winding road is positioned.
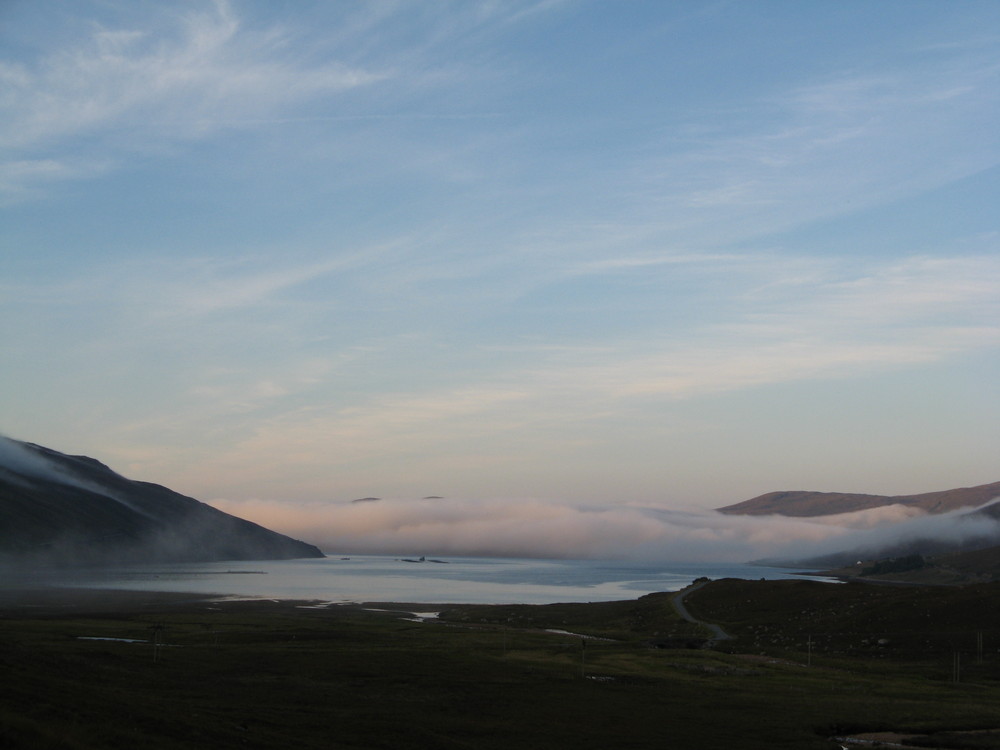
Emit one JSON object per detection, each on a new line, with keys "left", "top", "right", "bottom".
{"left": 671, "top": 581, "right": 732, "bottom": 643}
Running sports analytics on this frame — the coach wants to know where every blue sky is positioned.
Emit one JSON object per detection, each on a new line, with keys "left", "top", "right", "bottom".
{"left": 2, "top": 0, "right": 998, "bottom": 538}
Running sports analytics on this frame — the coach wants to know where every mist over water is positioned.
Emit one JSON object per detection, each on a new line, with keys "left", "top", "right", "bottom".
{"left": 5, "top": 434, "right": 998, "bottom": 591}
{"left": 209, "top": 495, "right": 1000, "bottom": 564}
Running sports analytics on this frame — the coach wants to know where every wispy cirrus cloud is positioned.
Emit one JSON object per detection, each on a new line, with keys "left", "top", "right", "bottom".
{"left": 619, "top": 55, "right": 1000, "bottom": 251}
{"left": 594, "top": 253, "right": 1000, "bottom": 397}
{"left": 0, "top": 0, "right": 386, "bottom": 198}
{"left": 3, "top": 2, "right": 997, "bottom": 514}
{"left": 121, "top": 250, "right": 998, "bottom": 502}
{"left": 2, "top": 2, "right": 385, "bottom": 144}
{"left": 14, "top": 246, "right": 992, "bottom": 483}
{"left": 0, "top": 0, "right": 571, "bottom": 202}
{"left": 137, "top": 249, "right": 393, "bottom": 319}
{"left": 0, "top": 157, "right": 112, "bottom": 202}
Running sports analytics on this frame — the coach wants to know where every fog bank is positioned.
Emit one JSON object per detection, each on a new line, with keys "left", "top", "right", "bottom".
{"left": 207, "top": 496, "right": 1000, "bottom": 562}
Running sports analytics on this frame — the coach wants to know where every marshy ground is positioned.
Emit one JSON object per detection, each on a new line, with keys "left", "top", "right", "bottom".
{"left": 2, "top": 579, "right": 999, "bottom": 749}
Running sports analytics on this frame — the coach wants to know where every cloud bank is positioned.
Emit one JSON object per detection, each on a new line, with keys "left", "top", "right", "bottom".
{"left": 208, "top": 495, "right": 1000, "bottom": 564}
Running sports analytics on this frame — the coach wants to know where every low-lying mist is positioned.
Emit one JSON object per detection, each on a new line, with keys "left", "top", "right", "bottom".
{"left": 7, "top": 434, "right": 997, "bottom": 567}
{"left": 207, "top": 496, "right": 1000, "bottom": 563}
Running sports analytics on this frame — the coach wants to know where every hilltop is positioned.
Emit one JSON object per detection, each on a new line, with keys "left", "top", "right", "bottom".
{"left": 717, "top": 480, "right": 1000, "bottom": 517}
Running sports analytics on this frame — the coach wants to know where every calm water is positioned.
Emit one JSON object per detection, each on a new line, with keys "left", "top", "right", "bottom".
{"left": 58, "top": 555, "right": 828, "bottom": 604}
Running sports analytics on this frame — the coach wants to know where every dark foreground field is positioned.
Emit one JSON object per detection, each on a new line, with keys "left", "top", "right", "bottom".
{"left": 2, "top": 579, "right": 1000, "bottom": 750}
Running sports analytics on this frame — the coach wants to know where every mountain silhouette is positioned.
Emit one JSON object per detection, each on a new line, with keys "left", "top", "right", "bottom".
{"left": 0, "top": 437, "right": 323, "bottom": 566}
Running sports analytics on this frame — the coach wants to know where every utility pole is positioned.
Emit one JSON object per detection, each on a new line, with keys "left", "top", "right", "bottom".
{"left": 151, "top": 624, "right": 165, "bottom": 663}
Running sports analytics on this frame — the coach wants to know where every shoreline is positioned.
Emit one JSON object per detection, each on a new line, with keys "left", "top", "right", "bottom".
{"left": 0, "top": 585, "right": 462, "bottom": 619}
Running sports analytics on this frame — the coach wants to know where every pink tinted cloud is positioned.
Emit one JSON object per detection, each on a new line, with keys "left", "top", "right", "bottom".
{"left": 206, "top": 495, "right": 983, "bottom": 562}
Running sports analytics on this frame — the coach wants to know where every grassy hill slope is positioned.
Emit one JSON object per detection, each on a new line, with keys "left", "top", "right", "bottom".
{"left": 718, "top": 481, "right": 1000, "bottom": 517}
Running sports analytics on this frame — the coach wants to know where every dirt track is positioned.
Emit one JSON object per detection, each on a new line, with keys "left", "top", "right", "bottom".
{"left": 671, "top": 580, "right": 732, "bottom": 642}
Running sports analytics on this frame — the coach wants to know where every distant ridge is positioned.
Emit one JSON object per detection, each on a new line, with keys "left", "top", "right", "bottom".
{"left": 0, "top": 436, "right": 324, "bottom": 566}
{"left": 717, "top": 481, "right": 1000, "bottom": 518}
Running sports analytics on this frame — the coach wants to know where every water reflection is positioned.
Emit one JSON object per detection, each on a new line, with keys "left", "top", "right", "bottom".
{"left": 56, "top": 556, "right": 827, "bottom": 605}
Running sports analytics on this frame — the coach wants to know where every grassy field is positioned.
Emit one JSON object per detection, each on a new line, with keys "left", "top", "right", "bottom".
{"left": 2, "top": 581, "right": 999, "bottom": 749}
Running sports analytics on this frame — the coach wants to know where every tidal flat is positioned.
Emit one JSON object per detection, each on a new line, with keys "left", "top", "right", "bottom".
{"left": 2, "top": 581, "right": 1000, "bottom": 749}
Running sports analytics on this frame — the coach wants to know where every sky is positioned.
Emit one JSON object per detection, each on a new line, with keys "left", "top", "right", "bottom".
{"left": 2, "top": 1, "right": 999, "bottom": 556}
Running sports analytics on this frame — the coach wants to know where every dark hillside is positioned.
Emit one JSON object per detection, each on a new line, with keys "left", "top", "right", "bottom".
{"left": 820, "top": 542, "right": 1000, "bottom": 585}
{"left": 681, "top": 577, "right": 1000, "bottom": 660}
{"left": 0, "top": 437, "right": 323, "bottom": 566}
